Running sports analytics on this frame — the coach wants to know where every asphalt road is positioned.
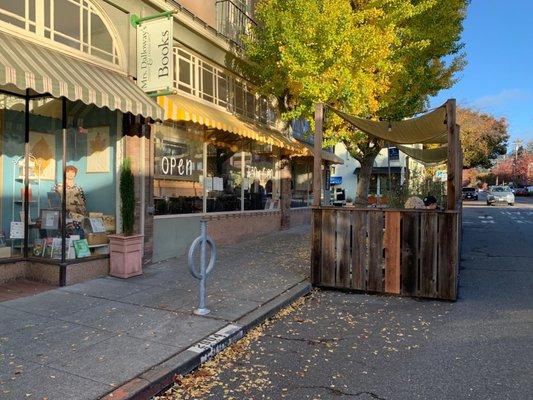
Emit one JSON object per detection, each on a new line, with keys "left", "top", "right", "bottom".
{"left": 158, "top": 197, "right": 533, "bottom": 400}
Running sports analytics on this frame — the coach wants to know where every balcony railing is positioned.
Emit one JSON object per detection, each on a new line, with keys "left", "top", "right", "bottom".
{"left": 215, "top": 0, "right": 256, "bottom": 47}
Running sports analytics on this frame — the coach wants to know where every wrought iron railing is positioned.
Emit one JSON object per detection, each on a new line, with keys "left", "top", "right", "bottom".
{"left": 215, "top": 0, "right": 257, "bottom": 47}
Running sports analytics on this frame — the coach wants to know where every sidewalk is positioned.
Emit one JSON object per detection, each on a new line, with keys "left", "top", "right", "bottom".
{"left": 0, "top": 225, "right": 311, "bottom": 400}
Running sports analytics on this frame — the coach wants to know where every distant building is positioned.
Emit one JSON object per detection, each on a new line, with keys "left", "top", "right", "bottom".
{"left": 332, "top": 142, "right": 425, "bottom": 200}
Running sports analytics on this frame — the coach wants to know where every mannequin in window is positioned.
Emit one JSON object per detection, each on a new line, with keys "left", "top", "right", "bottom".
{"left": 53, "top": 165, "right": 87, "bottom": 222}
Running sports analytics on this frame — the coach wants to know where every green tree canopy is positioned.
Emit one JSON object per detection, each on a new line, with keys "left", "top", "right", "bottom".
{"left": 243, "top": 0, "right": 467, "bottom": 203}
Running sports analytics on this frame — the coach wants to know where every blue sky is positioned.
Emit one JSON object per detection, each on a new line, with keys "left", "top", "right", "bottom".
{"left": 430, "top": 0, "right": 533, "bottom": 149}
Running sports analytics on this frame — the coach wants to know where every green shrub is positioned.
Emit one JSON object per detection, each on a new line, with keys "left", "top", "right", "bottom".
{"left": 120, "top": 158, "right": 135, "bottom": 236}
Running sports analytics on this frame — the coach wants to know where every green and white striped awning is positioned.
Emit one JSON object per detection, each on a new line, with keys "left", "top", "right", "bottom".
{"left": 0, "top": 31, "right": 163, "bottom": 120}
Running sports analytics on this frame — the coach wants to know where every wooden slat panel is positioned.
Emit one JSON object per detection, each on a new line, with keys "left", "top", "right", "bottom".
{"left": 438, "top": 213, "right": 458, "bottom": 300}
{"left": 419, "top": 213, "right": 438, "bottom": 297}
{"left": 335, "top": 210, "right": 351, "bottom": 288}
{"left": 384, "top": 212, "right": 401, "bottom": 294}
{"left": 367, "top": 211, "right": 384, "bottom": 292}
{"left": 401, "top": 212, "right": 419, "bottom": 296}
{"left": 320, "top": 209, "right": 336, "bottom": 287}
{"left": 351, "top": 210, "right": 368, "bottom": 290}
{"left": 310, "top": 209, "right": 322, "bottom": 285}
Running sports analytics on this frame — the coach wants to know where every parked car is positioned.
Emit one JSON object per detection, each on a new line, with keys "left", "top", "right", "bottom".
{"left": 462, "top": 187, "right": 478, "bottom": 200}
{"left": 486, "top": 186, "right": 514, "bottom": 206}
{"left": 514, "top": 187, "right": 528, "bottom": 196}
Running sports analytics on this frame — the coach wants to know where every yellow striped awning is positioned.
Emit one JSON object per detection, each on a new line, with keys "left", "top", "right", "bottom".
{"left": 157, "top": 94, "right": 306, "bottom": 153}
{"left": 0, "top": 31, "right": 163, "bottom": 120}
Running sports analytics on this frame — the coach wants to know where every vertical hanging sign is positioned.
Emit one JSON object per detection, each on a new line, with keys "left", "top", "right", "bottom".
{"left": 136, "top": 17, "right": 173, "bottom": 93}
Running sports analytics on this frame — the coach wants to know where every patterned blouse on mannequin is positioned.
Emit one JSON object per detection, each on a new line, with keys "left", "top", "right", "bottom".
{"left": 53, "top": 165, "right": 87, "bottom": 222}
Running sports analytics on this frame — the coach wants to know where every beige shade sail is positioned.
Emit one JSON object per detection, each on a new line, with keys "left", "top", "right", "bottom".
{"left": 396, "top": 144, "right": 448, "bottom": 164}
{"left": 330, "top": 105, "right": 448, "bottom": 144}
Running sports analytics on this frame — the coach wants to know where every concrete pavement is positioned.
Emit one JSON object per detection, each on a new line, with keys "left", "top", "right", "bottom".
{"left": 0, "top": 225, "right": 311, "bottom": 400}
{"left": 158, "top": 200, "right": 533, "bottom": 400}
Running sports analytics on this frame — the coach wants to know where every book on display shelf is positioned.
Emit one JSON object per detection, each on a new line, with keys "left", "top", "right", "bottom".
{"left": 67, "top": 235, "right": 80, "bottom": 259}
{"left": 51, "top": 238, "right": 62, "bottom": 259}
{"left": 43, "top": 238, "right": 54, "bottom": 258}
{"left": 73, "top": 239, "right": 91, "bottom": 258}
{"left": 33, "top": 239, "right": 45, "bottom": 256}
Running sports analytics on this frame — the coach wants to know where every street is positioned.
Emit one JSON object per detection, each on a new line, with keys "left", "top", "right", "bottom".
{"left": 158, "top": 198, "right": 533, "bottom": 400}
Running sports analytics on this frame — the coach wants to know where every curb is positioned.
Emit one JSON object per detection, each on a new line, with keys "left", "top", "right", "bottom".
{"left": 101, "top": 280, "right": 312, "bottom": 400}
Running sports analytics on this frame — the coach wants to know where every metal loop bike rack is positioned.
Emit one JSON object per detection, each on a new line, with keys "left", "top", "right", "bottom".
{"left": 188, "top": 219, "right": 217, "bottom": 315}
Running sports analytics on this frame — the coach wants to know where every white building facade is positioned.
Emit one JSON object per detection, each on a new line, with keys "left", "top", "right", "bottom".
{"left": 332, "top": 143, "right": 410, "bottom": 200}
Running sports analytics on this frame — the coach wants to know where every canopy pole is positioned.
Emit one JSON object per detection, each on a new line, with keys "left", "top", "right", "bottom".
{"left": 313, "top": 103, "right": 323, "bottom": 207}
{"left": 455, "top": 127, "right": 463, "bottom": 209}
{"left": 445, "top": 99, "right": 458, "bottom": 210}
{"left": 387, "top": 143, "right": 392, "bottom": 193}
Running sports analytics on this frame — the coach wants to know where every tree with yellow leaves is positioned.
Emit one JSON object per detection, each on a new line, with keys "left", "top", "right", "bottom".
{"left": 242, "top": 0, "right": 466, "bottom": 203}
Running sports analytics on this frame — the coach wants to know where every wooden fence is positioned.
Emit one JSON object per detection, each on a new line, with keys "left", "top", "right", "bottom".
{"left": 311, "top": 207, "right": 459, "bottom": 301}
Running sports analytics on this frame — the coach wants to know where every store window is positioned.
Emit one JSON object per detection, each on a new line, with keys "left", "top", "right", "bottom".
{"left": 26, "top": 99, "right": 117, "bottom": 261}
{"left": 153, "top": 123, "right": 204, "bottom": 215}
{"left": 244, "top": 143, "right": 277, "bottom": 210}
{"left": 369, "top": 174, "right": 378, "bottom": 195}
{"left": 0, "top": 95, "right": 117, "bottom": 261}
{"left": 0, "top": 0, "right": 122, "bottom": 67}
{"left": 206, "top": 138, "right": 243, "bottom": 213}
{"left": 291, "top": 160, "right": 312, "bottom": 207}
{"left": 0, "top": 94, "right": 27, "bottom": 258}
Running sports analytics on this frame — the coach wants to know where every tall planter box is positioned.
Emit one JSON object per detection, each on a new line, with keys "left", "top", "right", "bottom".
{"left": 108, "top": 234, "right": 144, "bottom": 278}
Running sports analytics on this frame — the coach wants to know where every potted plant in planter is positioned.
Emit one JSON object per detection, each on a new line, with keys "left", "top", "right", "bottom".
{"left": 108, "top": 158, "right": 144, "bottom": 278}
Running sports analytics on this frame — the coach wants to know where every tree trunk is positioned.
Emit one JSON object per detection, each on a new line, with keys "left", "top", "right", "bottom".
{"left": 355, "top": 155, "right": 377, "bottom": 205}
{"left": 279, "top": 158, "right": 292, "bottom": 230}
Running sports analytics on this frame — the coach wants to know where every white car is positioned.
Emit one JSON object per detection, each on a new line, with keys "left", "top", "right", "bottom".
{"left": 486, "top": 186, "right": 515, "bottom": 206}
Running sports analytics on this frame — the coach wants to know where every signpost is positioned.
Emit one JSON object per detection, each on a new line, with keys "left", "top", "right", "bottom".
{"left": 330, "top": 176, "right": 342, "bottom": 186}
{"left": 387, "top": 146, "right": 399, "bottom": 192}
{"left": 388, "top": 147, "right": 399, "bottom": 161}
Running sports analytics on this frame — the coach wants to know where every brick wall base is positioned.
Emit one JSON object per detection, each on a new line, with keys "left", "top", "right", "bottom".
{"left": 205, "top": 211, "right": 282, "bottom": 246}
{"left": 0, "top": 258, "right": 110, "bottom": 286}
{"left": 289, "top": 207, "right": 312, "bottom": 226}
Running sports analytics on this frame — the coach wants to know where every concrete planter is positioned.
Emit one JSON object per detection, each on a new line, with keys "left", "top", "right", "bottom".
{"left": 108, "top": 234, "right": 144, "bottom": 279}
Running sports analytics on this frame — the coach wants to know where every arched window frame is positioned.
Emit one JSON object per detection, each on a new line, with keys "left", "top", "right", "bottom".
{"left": 0, "top": 0, "right": 126, "bottom": 72}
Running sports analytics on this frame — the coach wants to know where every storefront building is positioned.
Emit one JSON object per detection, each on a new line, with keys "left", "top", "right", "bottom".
{"left": 0, "top": 0, "right": 340, "bottom": 286}
{"left": 0, "top": 0, "right": 163, "bottom": 286}
{"left": 132, "top": 1, "right": 341, "bottom": 262}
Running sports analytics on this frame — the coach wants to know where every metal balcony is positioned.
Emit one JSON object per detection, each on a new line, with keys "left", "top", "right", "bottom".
{"left": 215, "top": 0, "right": 256, "bottom": 47}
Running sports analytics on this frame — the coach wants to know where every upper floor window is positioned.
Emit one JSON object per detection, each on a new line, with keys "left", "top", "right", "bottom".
{"left": 173, "top": 46, "right": 278, "bottom": 127}
{"left": 0, "top": 0, "right": 123, "bottom": 67}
